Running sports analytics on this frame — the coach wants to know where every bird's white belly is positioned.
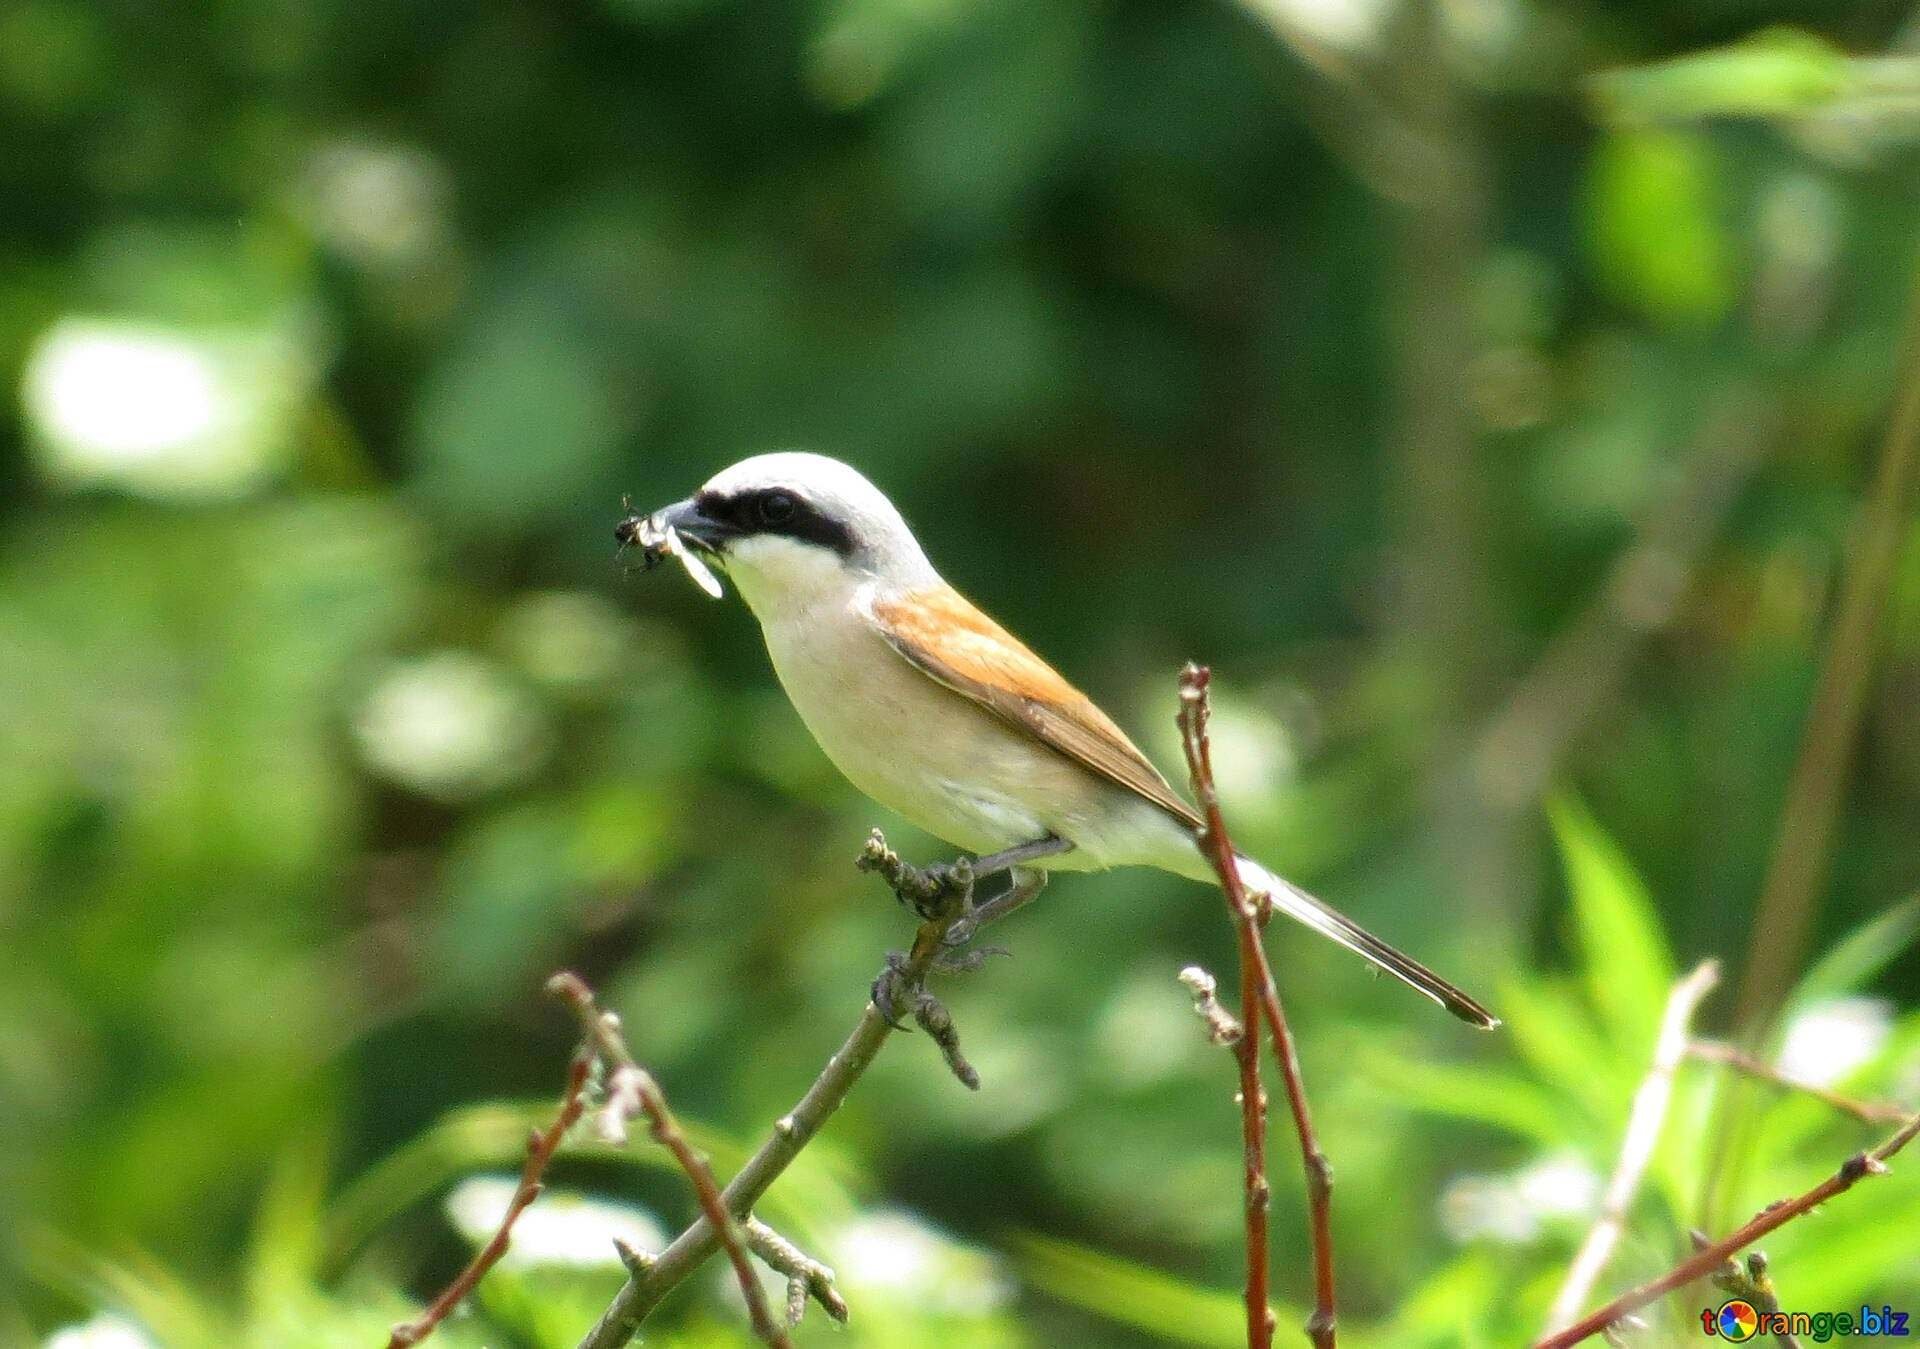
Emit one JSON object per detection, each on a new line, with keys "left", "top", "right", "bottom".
{"left": 754, "top": 600, "right": 1171, "bottom": 870}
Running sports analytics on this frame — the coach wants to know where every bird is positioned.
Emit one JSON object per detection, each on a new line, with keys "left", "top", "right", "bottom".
{"left": 618, "top": 452, "right": 1497, "bottom": 1029}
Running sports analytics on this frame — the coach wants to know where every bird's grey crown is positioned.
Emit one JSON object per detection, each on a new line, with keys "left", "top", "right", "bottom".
{"left": 699, "top": 452, "right": 938, "bottom": 585}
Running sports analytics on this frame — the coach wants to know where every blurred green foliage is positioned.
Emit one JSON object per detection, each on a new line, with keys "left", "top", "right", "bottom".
{"left": 3, "top": 0, "right": 1920, "bottom": 1345}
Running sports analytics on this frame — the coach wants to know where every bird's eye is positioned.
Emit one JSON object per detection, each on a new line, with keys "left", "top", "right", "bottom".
{"left": 758, "top": 491, "right": 797, "bottom": 527}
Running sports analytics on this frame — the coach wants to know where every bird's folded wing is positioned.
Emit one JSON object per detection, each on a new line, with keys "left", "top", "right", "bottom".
{"left": 869, "top": 584, "right": 1203, "bottom": 831}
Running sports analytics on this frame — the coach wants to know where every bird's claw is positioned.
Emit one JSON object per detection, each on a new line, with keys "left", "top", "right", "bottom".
{"left": 856, "top": 831, "right": 975, "bottom": 920}
{"left": 870, "top": 950, "right": 917, "bottom": 1029}
{"left": 931, "top": 944, "right": 1010, "bottom": 974}
{"left": 870, "top": 936, "right": 1007, "bottom": 1029}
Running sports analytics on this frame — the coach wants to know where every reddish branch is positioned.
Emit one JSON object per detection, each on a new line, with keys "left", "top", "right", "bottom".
{"left": 548, "top": 972, "right": 793, "bottom": 1348}
{"left": 1179, "top": 664, "right": 1337, "bottom": 1349}
{"left": 1533, "top": 1111, "right": 1920, "bottom": 1349}
{"left": 386, "top": 1044, "right": 593, "bottom": 1348}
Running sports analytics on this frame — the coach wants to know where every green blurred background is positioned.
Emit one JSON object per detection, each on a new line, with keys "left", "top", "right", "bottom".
{"left": 4, "top": 1, "right": 1920, "bottom": 1345}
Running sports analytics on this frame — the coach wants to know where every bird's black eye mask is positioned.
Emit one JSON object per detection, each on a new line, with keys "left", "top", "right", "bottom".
{"left": 692, "top": 487, "right": 858, "bottom": 559}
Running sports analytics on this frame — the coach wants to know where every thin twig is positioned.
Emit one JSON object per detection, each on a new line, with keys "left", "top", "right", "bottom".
{"left": 1533, "top": 1111, "right": 1920, "bottom": 1348}
{"left": 385, "top": 1044, "right": 593, "bottom": 1347}
{"left": 1180, "top": 664, "right": 1336, "bottom": 1349}
{"left": 745, "top": 1217, "right": 850, "bottom": 1327}
{"left": 547, "top": 973, "right": 792, "bottom": 1349}
{"left": 1689, "top": 1039, "right": 1913, "bottom": 1126}
{"left": 1179, "top": 965, "right": 1245, "bottom": 1046}
{"left": 574, "top": 835, "right": 987, "bottom": 1349}
{"left": 1708, "top": 261, "right": 1920, "bottom": 1227}
{"left": 1735, "top": 263, "right": 1920, "bottom": 1031}
{"left": 1542, "top": 960, "right": 1721, "bottom": 1336}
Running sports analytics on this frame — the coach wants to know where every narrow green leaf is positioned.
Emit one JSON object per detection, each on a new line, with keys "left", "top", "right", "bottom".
{"left": 1497, "top": 975, "right": 1628, "bottom": 1123}
{"left": 1789, "top": 893, "right": 1920, "bottom": 1013}
{"left": 1590, "top": 27, "right": 1850, "bottom": 125}
{"left": 1359, "top": 1049, "right": 1568, "bottom": 1146}
{"left": 1547, "top": 795, "right": 1677, "bottom": 1058}
{"left": 1013, "top": 1232, "right": 1295, "bottom": 1349}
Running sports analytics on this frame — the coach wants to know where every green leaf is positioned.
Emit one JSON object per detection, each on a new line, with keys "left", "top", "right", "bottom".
{"left": 244, "top": 1135, "right": 332, "bottom": 1319}
{"left": 21, "top": 1229, "right": 228, "bottom": 1347}
{"left": 1359, "top": 1048, "right": 1568, "bottom": 1146}
{"left": 1584, "top": 129, "right": 1734, "bottom": 327}
{"left": 1496, "top": 975, "right": 1627, "bottom": 1124}
{"left": 1590, "top": 28, "right": 1851, "bottom": 126}
{"left": 1788, "top": 894, "right": 1920, "bottom": 1014}
{"left": 1547, "top": 796, "right": 1677, "bottom": 1058}
{"left": 1013, "top": 1232, "right": 1292, "bottom": 1349}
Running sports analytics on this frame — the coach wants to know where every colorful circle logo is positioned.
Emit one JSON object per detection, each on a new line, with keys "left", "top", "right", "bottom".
{"left": 1716, "top": 1299, "right": 1760, "bottom": 1341}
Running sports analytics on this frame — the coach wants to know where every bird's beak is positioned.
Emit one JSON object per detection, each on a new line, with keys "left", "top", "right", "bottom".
{"left": 658, "top": 498, "right": 729, "bottom": 552}
{"left": 615, "top": 497, "right": 730, "bottom": 554}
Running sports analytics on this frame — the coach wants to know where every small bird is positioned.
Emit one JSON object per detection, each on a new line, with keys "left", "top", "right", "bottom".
{"left": 620, "top": 452, "right": 1496, "bottom": 1028}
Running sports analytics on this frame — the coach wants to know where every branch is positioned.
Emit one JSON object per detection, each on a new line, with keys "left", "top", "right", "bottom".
{"left": 1179, "top": 965, "right": 1245, "bottom": 1046}
{"left": 1532, "top": 1110, "right": 1920, "bottom": 1348}
{"left": 575, "top": 833, "right": 986, "bottom": 1349}
{"left": 1735, "top": 263, "right": 1920, "bottom": 1031}
{"left": 1705, "top": 261, "right": 1920, "bottom": 1226}
{"left": 1541, "top": 960, "right": 1721, "bottom": 1336}
{"left": 548, "top": 973, "right": 794, "bottom": 1348}
{"left": 386, "top": 1044, "right": 592, "bottom": 1347}
{"left": 1689, "top": 1039, "right": 1913, "bottom": 1126}
{"left": 745, "top": 1217, "right": 850, "bottom": 1327}
{"left": 1179, "top": 664, "right": 1337, "bottom": 1349}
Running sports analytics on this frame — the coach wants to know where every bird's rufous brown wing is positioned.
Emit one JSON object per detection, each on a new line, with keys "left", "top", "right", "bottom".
{"left": 869, "top": 584, "right": 1203, "bottom": 831}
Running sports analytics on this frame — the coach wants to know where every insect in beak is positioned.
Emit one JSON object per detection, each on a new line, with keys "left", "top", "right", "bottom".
{"left": 615, "top": 496, "right": 725, "bottom": 599}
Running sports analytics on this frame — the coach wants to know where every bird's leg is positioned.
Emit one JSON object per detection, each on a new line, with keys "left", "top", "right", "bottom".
{"left": 968, "top": 835, "right": 1073, "bottom": 878}
{"left": 938, "top": 835, "right": 1067, "bottom": 955}
{"left": 941, "top": 865, "right": 1048, "bottom": 951}
{"left": 858, "top": 832, "right": 1068, "bottom": 1035}
{"left": 859, "top": 832, "right": 976, "bottom": 1028}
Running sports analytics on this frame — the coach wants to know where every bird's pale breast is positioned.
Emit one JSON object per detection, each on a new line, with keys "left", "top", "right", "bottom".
{"left": 753, "top": 589, "right": 1185, "bottom": 872}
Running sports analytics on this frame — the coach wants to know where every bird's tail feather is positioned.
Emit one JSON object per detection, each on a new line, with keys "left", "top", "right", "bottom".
{"left": 1233, "top": 855, "right": 1500, "bottom": 1029}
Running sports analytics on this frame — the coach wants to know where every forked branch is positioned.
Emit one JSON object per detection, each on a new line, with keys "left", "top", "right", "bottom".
{"left": 1179, "top": 664, "right": 1337, "bottom": 1349}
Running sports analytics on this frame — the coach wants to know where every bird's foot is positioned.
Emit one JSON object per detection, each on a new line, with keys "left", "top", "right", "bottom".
{"left": 941, "top": 867, "right": 1049, "bottom": 950}
{"left": 856, "top": 830, "right": 975, "bottom": 921}
{"left": 870, "top": 950, "right": 918, "bottom": 1030}
{"left": 869, "top": 943, "right": 1005, "bottom": 1029}
{"left": 867, "top": 953, "right": 979, "bottom": 1088}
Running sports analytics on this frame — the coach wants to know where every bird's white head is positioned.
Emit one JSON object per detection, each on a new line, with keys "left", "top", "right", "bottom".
{"left": 630, "top": 452, "right": 938, "bottom": 616}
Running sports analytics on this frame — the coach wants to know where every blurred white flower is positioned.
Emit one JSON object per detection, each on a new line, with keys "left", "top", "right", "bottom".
{"left": 1440, "top": 1152, "right": 1599, "bottom": 1245}
{"left": 1513, "top": 1152, "right": 1602, "bottom": 1220}
{"left": 43, "top": 1316, "right": 156, "bottom": 1349}
{"left": 1239, "top": 0, "right": 1390, "bottom": 52}
{"left": 445, "top": 1175, "right": 667, "bottom": 1270}
{"left": 833, "top": 1209, "right": 1012, "bottom": 1316}
{"left": 299, "top": 140, "right": 451, "bottom": 269}
{"left": 498, "top": 591, "right": 633, "bottom": 692}
{"left": 352, "top": 651, "right": 552, "bottom": 801}
{"left": 21, "top": 317, "right": 311, "bottom": 498}
{"left": 1147, "top": 686, "right": 1295, "bottom": 803}
{"left": 1778, "top": 997, "right": 1892, "bottom": 1088}
{"left": 1093, "top": 969, "right": 1204, "bottom": 1090}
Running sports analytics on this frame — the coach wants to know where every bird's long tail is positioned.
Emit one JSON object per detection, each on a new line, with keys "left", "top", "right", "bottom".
{"left": 1233, "top": 855, "right": 1500, "bottom": 1029}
